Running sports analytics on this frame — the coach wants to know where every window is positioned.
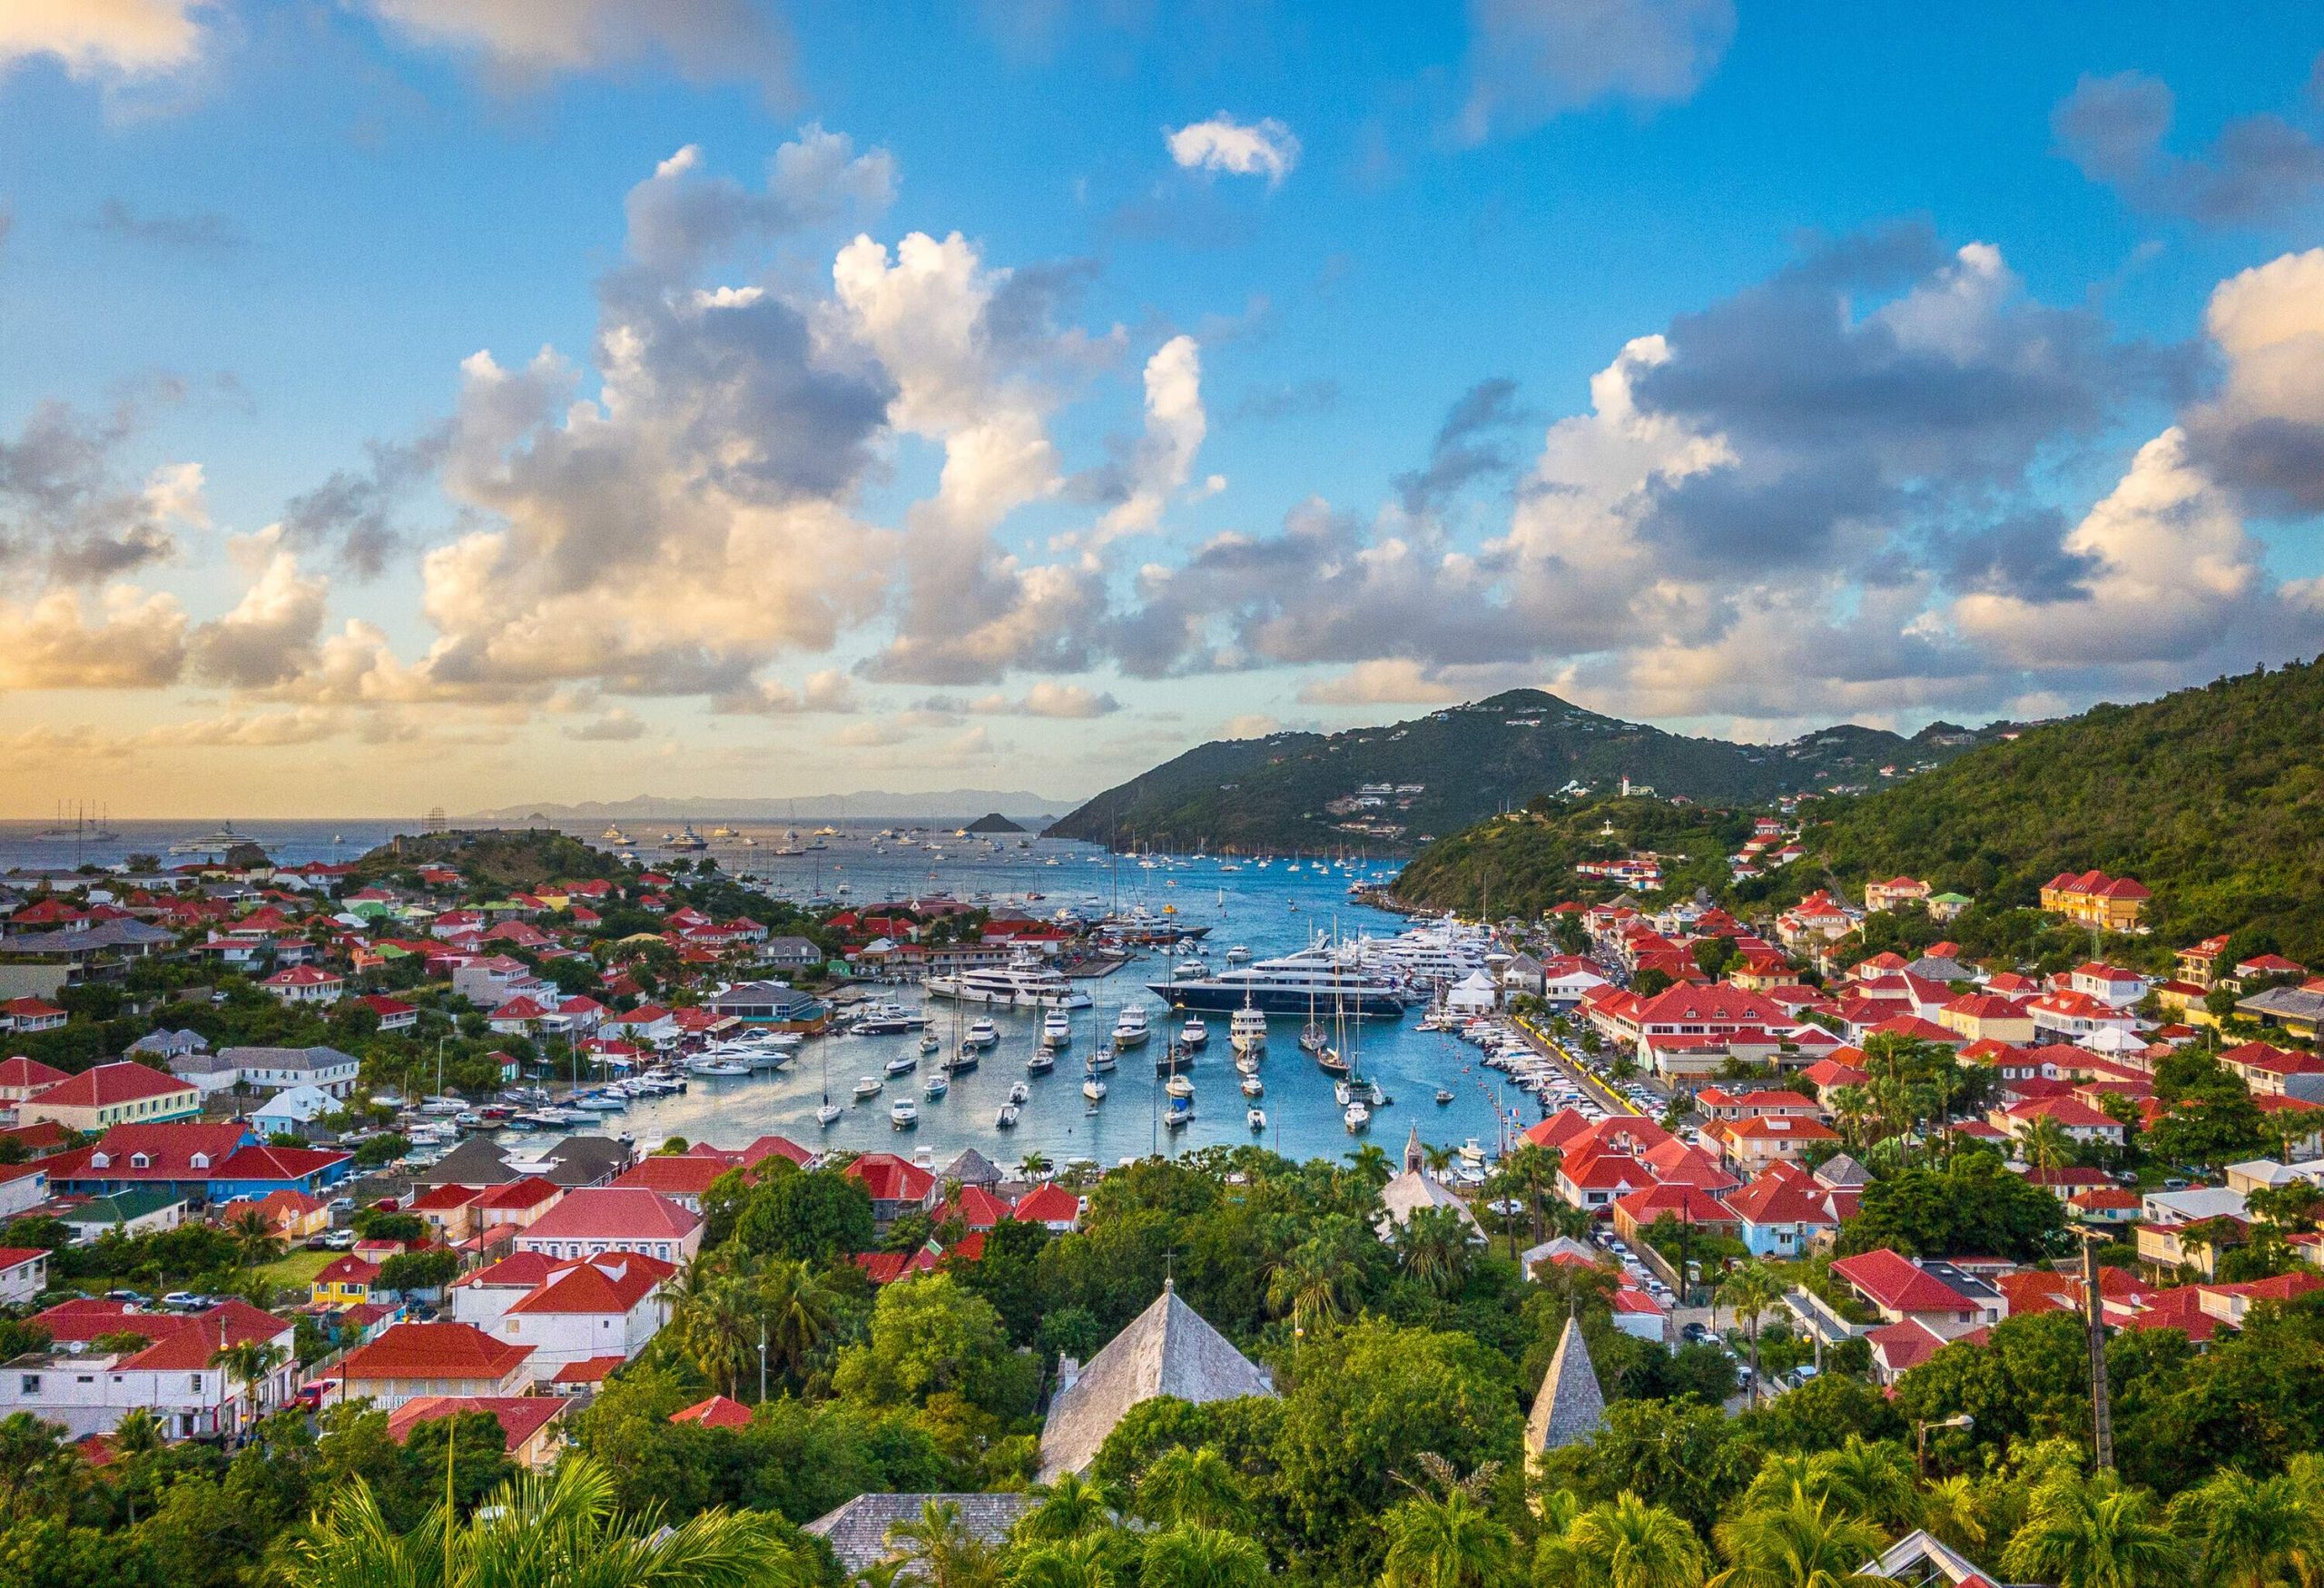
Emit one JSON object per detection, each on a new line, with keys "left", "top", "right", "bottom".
{"left": 18, "top": 1376, "right": 38, "bottom": 1395}
{"left": 190, "top": 1375, "right": 203, "bottom": 1393}
{"left": 132, "top": 1153, "right": 151, "bottom": 1169}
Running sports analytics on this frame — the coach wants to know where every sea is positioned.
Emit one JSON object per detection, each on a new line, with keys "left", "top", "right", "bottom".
{"left": 0, "top": 817, "right": 1531, "bottom": 1171}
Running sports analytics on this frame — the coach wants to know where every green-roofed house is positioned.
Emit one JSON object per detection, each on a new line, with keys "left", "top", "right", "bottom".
{"left": 1927, "top": 893, "right": 1973, "bottom": 923}
{"left": 59, "top": 1188, "right": 188, "bottom": 1242}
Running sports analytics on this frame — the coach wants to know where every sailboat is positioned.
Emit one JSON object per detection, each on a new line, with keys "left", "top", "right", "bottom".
{"left": 814, "top": 1039, "right": 844, "bottom": 1127}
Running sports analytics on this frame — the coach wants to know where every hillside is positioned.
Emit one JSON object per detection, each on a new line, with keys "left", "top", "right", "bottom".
{"left": 350, "top": 828, "right": 626, "bottom": 893}
{"left": 1393, "top": 660, "right": 2324, "bottom": 962}
{"left": 1799, "top": 659, "right": 2324, "bottom": 957}
{"left": 1049, "top": 690, "right": 2004, "bottom": 853}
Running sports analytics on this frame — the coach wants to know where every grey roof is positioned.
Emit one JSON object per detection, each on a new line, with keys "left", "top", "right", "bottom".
{"left": 1377, "top": 1168, "right": 1483, "bottom": 1237}
{"left": 1524, "top": 1317, "right": 1606, "bottom": 1456}
{"left": 2240, "top": 985, "right": 2324, "bottom": 1025}
{"left": 130, "top": 1029, "right": 209, "bottom": 1057}
{"left": 0, "top": 919, "right": 175, "bottom": 955}
{"left": 409, "top": 1137, "right": 519, "bottom": 1187}
{"left": 943, "top": 1148, "right": 1003, "bottom": 1188}
{"left": 804, "top": 1493, "right": 1033, "bottom": 1578}
{"left": 1905, "top": 956, "right": 1975, "bottom": 983}
{"left": 1037, "top": 1279, "right": 1275, "bottom": 1482}
{"left": 1814, "top": 1153, "right": 1872, "bottom": 1189}
{"left": 537, "top": 1135, "right": 634, "bottom": 1186}
{"left": 213, "top": 1044, "right": 359, "bottom": 1071}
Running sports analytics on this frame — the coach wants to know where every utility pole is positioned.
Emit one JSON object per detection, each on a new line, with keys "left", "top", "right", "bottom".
{"left": 2079, "top": 1228, "right": 2114, "bottom": 1470}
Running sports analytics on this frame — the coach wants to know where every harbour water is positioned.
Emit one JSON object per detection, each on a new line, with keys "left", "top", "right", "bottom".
{"left": 0, "top": 818, "right": 1528, "bottom": 1169}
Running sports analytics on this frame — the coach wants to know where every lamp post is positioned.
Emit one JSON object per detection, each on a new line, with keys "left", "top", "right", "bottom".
{"left": 1914, "top": 1413, "right": 1973, "bottom": 1475}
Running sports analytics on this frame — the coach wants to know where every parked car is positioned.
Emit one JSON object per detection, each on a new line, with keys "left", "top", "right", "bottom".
{"left": 103, "top": 1288, "right": 148, "bottom": 1306}
{"left": 161, "top": 1291, "right": 209, "bottom": 1311}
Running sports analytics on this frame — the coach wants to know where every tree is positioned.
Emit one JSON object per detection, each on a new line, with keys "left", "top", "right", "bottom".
{"left": 680, "top": 1271, "right": 762, "bottom": 1399}
{"left": 376, "top": 1248, "right": 461, "bottom": 1296}
{"left": 2165, "top": 1468, "right": 2323, "bottom": 1588}
{"left": 831, "top": 1273, "right": 1026, "bottom": 1415}
{"left": 1011, "top": 1534, "right": 1118, "bottom": 1588}
{"left": 1379, "top": 1486, "right": 1517, "bottom": 1588}
{"left": 2001, "top": 1471, "right": 2185, "bottom": 1588}
{"left": 1137, "top": 1446, "right": 1251, "bottom": 1533}
{"left": 1717, "top": 1263, "right": 1785, "bottom": 1409}
{"left": 736, "top": 1169, "right": 875, "bottom": 1263}
{"left": 229, "top": 1208, "right": 284, "bottom": 1268}
{"left": 1020, "top": 1471, "right": 1124, "bottom": 1543}
{"left": 2021, "top": 1117, "right": 2076, "bottom": 1176}
{"left": 266, "top": 1451, "right": 809, "bottom": 1587}
{"left": 209, "top": 1339, "right": 288, "bottom": 1439}
{"left": 1140, "top": 1526, "right": 1268, "bottom": 1588}
{"left": 1709, "top": 1489, "right": 1889, "bottom": 1588}
{"left": 757, "top": 1259, "right": 843, "bottom": 1388}
{"left": 1553, "top": 1493, "right": 1710, "bottom": 1588}
{"left": 886, "top": 1497, "right": 1003, "bottom": 1588}
{"left": 1396, "top": 1205, "right": 1480, "bottom": 1297}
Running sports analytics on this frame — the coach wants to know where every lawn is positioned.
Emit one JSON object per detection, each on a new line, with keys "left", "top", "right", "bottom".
{"left": 254, "top": 1248, "right": 331, "bottom": 1290}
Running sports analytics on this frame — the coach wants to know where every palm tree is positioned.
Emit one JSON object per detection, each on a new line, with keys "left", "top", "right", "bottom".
{"left": 1140, "top": 1527, "right": 1267, "bottom": 1588}
{"left": 1020, "top": 1471, "right": 1124, "bottom": 1543}
{"left": 269, "top": 1452, "right": 804, "bottom": 1587}
{"left": 1010, "top": 1534, "right": 1117, "bottom": 1588}
{"left": 1268, "top": 1236, "right": 1354, "bottom": 1336}
{"left": 1380, "top": 1487, "right": 1517, "bottom": 1588}
{"left": 2022, "top": 1116, "right": 2075, "bottom": 1177}
{"left": 2003, "top": 1472, "right": 2185, "bottom": 1588}
{"left": 1715, "top": 1263, "right": 1785, "bottom": 1409}
{"left": 1918, "top": 1476, "right": 1986, "bottom": 1558}
{"left": 1425, "top": 1144, "right": 1457, "bottom": 1175}
{"left": 680, "top": 1272, "right": 761, "bottom": 1399}
{"left": 1807, "top": 1438, "right": 1920, "bottom": 1531}
{"left": 888, "top": 1499, "right": 1003, "bottom": 1588}
{"left": 1397, "top": 1205, "right": 1478, "bottom": 1297}
{"left": 1709, "top": 1490, "right": 1889, "bottom": 1588}
{"left": 1558, "top": 1492, "right": 1710, "bottom": 1588}
{"left": 1505, "top": 1143, "right": 1561, "bottom": 1248}
{"left": 1138, "top": 1447, "right": 1251, "bottom": 1532}
{"left": 1020, "top": 1151, "right": 1053, "bottom": 1180}
{"left": 1347, "top": 1142, "right": 1393, "bottom": 1196}
{"left": 209, "top": 1339, "right": 288, "bottom": 1441}
{"left": 229, "top": 1208, "right": 284, "bottom": 1268}
{"left": 2166, "top": 1468, "right": 2322, "bottom": 1588}
{"left": 757, "top": 1259, "right": 842, "bottom": 1386}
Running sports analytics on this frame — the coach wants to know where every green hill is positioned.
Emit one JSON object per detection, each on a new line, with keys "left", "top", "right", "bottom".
{"left": 350, "top": 828, "right": 625, "bottom": 893}
{"left": 1049, "top": 689, "right": 2003, "bottom": 853}
{"left": 1797, "top": 659, "right": 2324, "bottom": 958}
{"left": 1391, "top": 797, "right": 1746, "bottom": 919}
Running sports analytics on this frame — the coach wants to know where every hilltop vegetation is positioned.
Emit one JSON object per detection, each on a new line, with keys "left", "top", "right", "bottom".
{"left": 1049, "top": 691, "right": 2000, "bottom": 853}
{"left": 1393, "top": 798, "right": 1746, "bottom": 919}
{"left": 349, "top": 828, "right": 626, "bottom": 893}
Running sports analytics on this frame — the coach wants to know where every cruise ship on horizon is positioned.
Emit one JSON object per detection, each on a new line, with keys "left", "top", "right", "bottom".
{"left": 1148, "top": 944, "right": 1408, "bottom": 1017}
{"left": 926, "top": 952, "right": 1095, "bottom": 1011}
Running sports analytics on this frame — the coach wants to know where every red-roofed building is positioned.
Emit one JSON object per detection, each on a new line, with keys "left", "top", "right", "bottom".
{"left": 2026, "top": 990, "right": 2140, "bottom": 1042}
{"left": 0, "top": 1246, "right": 48, "bottom": 1303}
{"left": 0, "top": 998, "right": 66, "bottom": 1034}
{"left": 512, "top": 1188, "right": 703, "bottom": 1264}
{"left": 547, "top": 1356, "right": 626, "bottom": 1395}
{"left": 261, "top": 965, "right": 345, "bottom": 1006}
{"left": 311, "top": 1255, "right": 383, "bottom": 1310}
{"left": 1610, "top": 1182, "right": 1739, "bottom": 1245}
{"left": 0, "top": 1055, "right": 69, "bottom": 1105}
{"left": 608, "top": 1154, "right": 737, "bottom": 1213}
{"left": 0, "top": 1299, "right": 296, "bottom": 1438}
{"left": 2040, "top": 871, "right": 2151, "bottom": 932}
{"left": 339, "top": 1322, "right": 535, "bottom": 1408}
{"left": 844, "top": 1153, "right": 940, "bottom": 1221}
{"left": 408, "top": 1183, "right": 487, "bottom": 1242}
{"left": 1726, "top": 1166, "right": 1845, "bottom": 1258}
{"left": 1989, "top": 1096, "right": 2128, "bottom": 1149}
{"left": 1830, "top": 1249, "right": 2005, "bottom": 1338}
{"left": 18, "top": 1061, "right": 200, "bottom": 1131}
{"left": 1938, "top": 993, "right": 2035, "bottom": 1046}
{"left": 940, "top": 1184, "right": 1018, "bottom": 1230}
{"left": 354, "top": 994, "right": 419, "bottom": 1031}
{"left": 2219, "top": 1042, "right": 2324, "bottom": 1102}
{"left": 2069, "top": 963, "right": 2151, "bottom": 1009}
{"left": 387, "top": 1396, "right": 566, "bottom": 1468}
{"left": 1866, "top": 1318, "right": 1953, "bottom": 1383}
{"left": 1011, "top": 1182, "right": 1083, "bottom": 1232}
{"left": 855, "top": 1245, "right": 944, "bottom": 1285}
{"left": 477, "top": 1177, "right": 565, "bottom": 1229}
{"left": 490, "top": 1253, "right": 675, "bottom": 1381}
{"left": 1703, "top": 1113, "right": 1839, "bottom": 1176}
{"left": 671, "top": 1394, "right": 754, "bottom": 1429}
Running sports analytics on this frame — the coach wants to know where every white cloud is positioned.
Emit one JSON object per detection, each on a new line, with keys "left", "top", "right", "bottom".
{"left": 963, "top": 682, "right": 1122, "bottom": 717}
{"left": 1166, "top": 114, "right": 1300, "bottom": 185}
{"left": 187, "top": 532, "right": 330, "bottom": 689}
{"left": 1218, "top": 713, "right": 1283, "bottom": 740}
{"left": 1296, "top": 659, "right": 1470, "bottom": 705}
{"left": 1097, "top": 334, "right": 1206, "bottom": 540}
{"left": 0, "top": 0, "right": 206, "bottom": 80}
{"left": 1461, "top": 0, "right": 1735, "bottom": 139}
{"left": 565, "top": 707, "right": 647, "bottom": 742}
{"left": 0, "top": 583, "right": 188, "bottom": 690}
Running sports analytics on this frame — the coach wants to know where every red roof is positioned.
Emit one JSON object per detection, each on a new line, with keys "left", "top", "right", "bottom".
{"left": 0, "top": 1247, "right": 50, "bottom": 1271}
{"left": 854, "top": 1246, "right": 942, "bottom": 1284}
{"left": 518, "top": 1188, "right": 701, "bottom": 1243}
{"left": 388, "top": 1396, "right": 566, "bottom": 1453}
{"left": 341, "top": 1322, "right": 533, "bottom": 1383}
{"left": 477, "top": 1176, "right": 562, "bottom": 1211}
{"left": 409, "top": 1183, "right": 487, "bottom": 1212}
{"left": 671, "top": 1395, "right": 753, "bottom": 1429}
{"left": 1867, "top": 1318, "right": 1949, "bottom": 1376}
{"left": 28, "top": 1061, "right": 191, "bottom": 1110}
{"left": 1725, "top": 1170, "right": 1839, "bottom": 1227}
{"left": 1611, "top": 1182, "right": 1737, "bottom": 1226}
{"left": 549, "top": 1355, "right": 627, "bottom": 1386}
{"left": 1831, "top": 1248, "right": 1973, "bottom": 1314}
{"left": 941, "top": 1185, "right": 1017, "bottom": 1229}
{"left": 0, "top": 1056, "right": 69, "bottom": 1090}
{"left": 609, "top": 1156, "right": 735, "bottom": 1198}
{"left": 1011, "top": 1184, "right": 1082, "bottom": 1225}
{"left": 1632, "top": 983, "right": 1789, "bottom": 1027}
{"left": 506, "top": 1253, "right": 675, "bottom": 1316}
{"left": 844, "top": 1152, "right": 937, "bottom": 1204}
{"left": 456, "top": 1251, "right": 563, "bottom": 1290}
{"left": 315, "top": 1255, "right": 382, "bottom": 1286}
{"left": 52, "top": 1122, "right": 250, "bottom": 1181}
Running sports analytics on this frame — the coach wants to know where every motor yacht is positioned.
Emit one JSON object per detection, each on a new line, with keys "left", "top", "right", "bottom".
{"left": 963, "top": 1018, "right": 1000, "bottom": 1049}
{"left": 1247, "top": 1106, "right": 1267, "bottom": 1132}
{"left": 995, "top": 1101, "right": 1020, "bottom": 1129}
{"left": 852, "top": 1076, "right": 882, "bottom": 1100}
{"left": 1230, "top": 1005, "right": 1267, "bottom": 1055}
{"left": 1180, "top": 1016, "right": 1209, "bottom": 1048}
{"left": 884, "top": 1054, "right": 918, "bottom": 1077}
{"left": 1110, "top": 1006, "right": 1150, "bottom": 1047}
{"left": 1027, "top": 1046, "right": 1056, "bottom": 1075}
{"left": 1344, "top": 1101, "right": 1372, "bottom": 1132}
{"left": 1165, "top": 1073, "right": 1196, "bottom": 1100}
{"left": 1241, "top": 1074, "right": 1264, "bottom": 1098}
{"left": 926, "top": 951, "right": 1094, "bottom": 1010}
{"left": 922, "top": 1072, "right": 950, "bottom": 1100}
{"left": 891, "top": 1099, "right": 918, "bottom": 1129}
{"left": 1148, "top": 943, "right": 1406, "bottom": 1017}
{"left": 1041, "top": 1010, "right": 1073, "bottom": 1047}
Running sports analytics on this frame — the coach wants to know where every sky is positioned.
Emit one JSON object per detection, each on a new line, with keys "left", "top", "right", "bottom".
{"left": 4, "top": 1, "right": 2323, "bottom": 817}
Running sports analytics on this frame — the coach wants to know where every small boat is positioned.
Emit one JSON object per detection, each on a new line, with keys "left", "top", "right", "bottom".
{"left": 964, "top": 1019, "right": 1000, "bottom": 1049}
{"left": 1299, "top": 1021, "right": 1327, "bottom": 1055}
{"left": 995, "top": 1101, "right": 1020, "bottom": 1129}
{"left": 1344, "top": 1101, "right": 1372, "bottom": 1132}
{"left": 694, "top": 1060, "right": 749, "bottom": 1078}
{"left": 891, "top": 1099, "right": 919, "bottom": 1129}
{"left": 1009, "top": 1081, "right": 1030, "bottom": 1105}
{"left": 923, "top": 1072, "right": 950, "bottom": 1099}
{"left": 1241, "top": 1074, "right": 1264, "bottom": 1098}
{"left": 918, "top": 1033, "right": 940, "bottom": 1056}
{"left": 1316, "top": 1047, "right": 1352, "bottom": 1078}
{"left": 1027, "top": 1047, "right": 1056, "bottom": 1075}
{"left": 1042, "top": 1011, "right": 1073, "bottom": 1048}
{"left": 1166, "top": 1073, "right": 1196, "bottom": 1100}
{"left": 1089, "top": 1048, "right": 1118, "bottom": 1072}
{"left": 1083, "top": 1075, "right": 1108, "bottom": 1103}
{"left": 885, "top": 1054, "right": 919, "bottom": 1077}
{"left": 1111, "top": 1010, "right": 1150, "bottom": 1047}
{"left": 1247, "top": 1106, "right": 1267, "bottom": 1132}
{"left": 1231, "top": 1006, "right": 1268, "bottom": 1055}
{"left": 1180, "top": 1017, "right": 1209, "bottom": 1048}
{"left": 1164, "top": 1097, "right": 1193, "bottom": 1130}
{"left": 815, "top": 1100, "right": 844, "bottom": 1127}
{"left": 1435, "top": 1088, "right": 1455, "bottom": 1105}
{"left": 1225, "top": 945, "right": 1252, "bottom": 963}
{"left": 1155, "top": 1043, "right": 1193, "bottom": 1075}
{"left": 948, "top": 1044, "right": 981, "bottom": 1074}
{"left": 852, "top": 1076, "right": 882, "bottom": 1100}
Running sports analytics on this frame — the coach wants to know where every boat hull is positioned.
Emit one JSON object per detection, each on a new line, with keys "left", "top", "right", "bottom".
{"left": 1150, "top": 982, "right": 1404, "bottom": 1016}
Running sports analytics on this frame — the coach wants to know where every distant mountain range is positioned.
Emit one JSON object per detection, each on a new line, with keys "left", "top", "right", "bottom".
{"left": 1046, "top": 690, "right": 2016, "bottom": 853}
{"left": 463, "top": 790, "right": 1074, "bottom": 825}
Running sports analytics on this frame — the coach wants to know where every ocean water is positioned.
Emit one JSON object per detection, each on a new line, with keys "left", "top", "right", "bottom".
{"left": 0, "top": 818, "right": 1529, "bottom": 1169}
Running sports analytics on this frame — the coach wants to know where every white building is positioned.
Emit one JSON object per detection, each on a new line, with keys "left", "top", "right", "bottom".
{"left": 486, "top": 1253, "right": 675, "bottom": 1383}
{"left": 0, "top": 1300, "right": 298, "bottom": 1439}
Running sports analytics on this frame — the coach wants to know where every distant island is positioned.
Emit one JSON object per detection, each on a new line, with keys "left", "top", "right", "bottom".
{"left": 963, "top": 813, "right": 1027, "bottom": 834}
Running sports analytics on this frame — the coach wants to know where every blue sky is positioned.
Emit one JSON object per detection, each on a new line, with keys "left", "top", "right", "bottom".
{"left": 3, "top": 1, "right": 2322, "bottom": 814}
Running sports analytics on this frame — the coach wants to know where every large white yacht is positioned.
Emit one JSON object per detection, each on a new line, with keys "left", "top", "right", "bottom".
{"left": 1147, "top": 942, "right": 1408, "bottom": 1017}
{"left": 927, "top": 952, "right": 1094, "bottom": 1010}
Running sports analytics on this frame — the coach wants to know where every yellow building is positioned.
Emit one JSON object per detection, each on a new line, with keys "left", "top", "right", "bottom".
{"left": 2038, "top": 871, "right": 2151, "bottom": 932}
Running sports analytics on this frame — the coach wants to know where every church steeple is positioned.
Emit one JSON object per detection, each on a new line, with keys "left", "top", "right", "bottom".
{"left": 1404, "top": 1122, "right": 1425, "bottom": 1176}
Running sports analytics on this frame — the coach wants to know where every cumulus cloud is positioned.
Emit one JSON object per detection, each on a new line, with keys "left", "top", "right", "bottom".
{"left": 277, "top": 427, "right": 448, "bottom": 577}
{"left": 1094, "top": 335, "right": 1206, "bottom": 540}
{"left": 0, "top": 0, "right": 207, "bottom": 80}
{"left": 187, "top": 532, "right": 329, "bottom": 689}
{"left": 710, "top": 668, "right": 860, "bottom": 715}
{"left": 2053, "top": 64, "right": 2324, "bottom": 227}
{"left": 1166, "top": 114, "right": 1300, "bottom": 184}
{"left": 361, "top": 0, "right": 793, "bottom": 95}
{"left": 139, "top": 708, "right": 341, "bottom": 748}
{"left": 565, "top": 707, "right": 647, "bottom": 742}
{"left": 1395, "top": 377, "right": 1526, "bottom": 516}
{"left": 955, "top": 681, "right": 1122, "bottom": 717}
{"left": 1461, "top": 0, "right": 1736, "bottom": 139}
{"left": 0, "top": 398, "right": 208, "bottom": 580}
{"left": 1296, "top": 659, "right": 1472, "bottom": 705}
{"left": 0, "top": 584, "right": 188, "bottom": 690}
{"left": 624, "top": 130, "right": 892, "bottom": 279}
{"left": 2182, "top": 248, "right": 2324, "bottom": 511}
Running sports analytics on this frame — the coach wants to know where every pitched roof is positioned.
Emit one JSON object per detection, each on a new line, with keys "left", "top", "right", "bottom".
{"left": 1831, "top": 1249, "right": 1973, "bottom": 1314}
{"left": 340, "top": 1321, "right": 533, "bottom": 1382}
{"left": 517, "top": 1187, "right": 701, "bottom": 1242}
{"left": 1524, "top": 1316, "right": 1607, "bottom": 1453}
{"left": 845, "top": 1152, "right": 936, "bottom": 1203}
{"left": 31, "top": 1061, "right": 191, "bottom": 1109}
{"left": 1012, "top": 1184, "right": 1082, "bottom": 1225}
{"left": 1037, "top": 1279, "right": 1275, "bottom": 1481}
{"left": 387, "top": 1396, "right": 566, "bottom": 1454}
{"left": 506, "top": 1253, "right": 675, "bottom": 1316}
{"left": 804, "top": 1493, "right": 1035, "bottom": 1578}
{"left": 608, "top": 1156, "right": 734, "bottom": 1198}
{"left": 670, "top": 1394, "right": 753, "bottom": 1429}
